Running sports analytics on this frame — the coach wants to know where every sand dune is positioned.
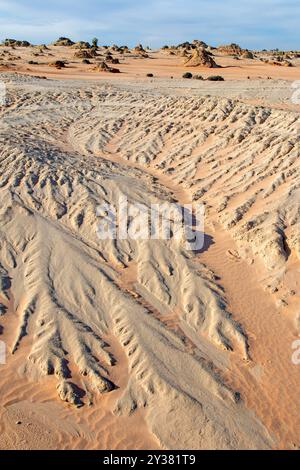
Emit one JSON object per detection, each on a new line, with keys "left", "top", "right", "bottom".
{"left": 0, "top": 65, "right": 299, "bottom": 449}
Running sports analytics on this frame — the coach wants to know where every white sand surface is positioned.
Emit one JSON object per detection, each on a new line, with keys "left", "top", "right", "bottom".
{"left": 0, "top": 65, "right": 299, "bottom": 449}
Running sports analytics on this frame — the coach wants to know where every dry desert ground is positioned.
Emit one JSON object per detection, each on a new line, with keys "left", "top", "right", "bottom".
{"left": 0, "top": 40, "right": 299, "bottom": 450}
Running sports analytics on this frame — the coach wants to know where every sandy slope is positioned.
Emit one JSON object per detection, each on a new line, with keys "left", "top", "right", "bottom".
{"left": 0, "top": 70, "right": 299, "bottom": 450}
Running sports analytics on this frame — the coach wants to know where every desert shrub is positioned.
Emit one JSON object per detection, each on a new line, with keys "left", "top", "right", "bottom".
{"left": 182, "top": 72, "right": 193, "bottom": 79}
{"left": 4, "top": 38, "right": 31, "bottom": 47}
{"left": 28, "top": 60, "right": 38, "bottom": 65}
{"left": 3, "top": 39, "right": 16, "bottom": 46}
{"left": 92, "top": 37, "right": 98, "bottom": 48}
{"left": 207, "top": 75, "right": 224, "bottom": 81}
{"left": 49, "top": 60, "right": 66, "bottom": 69}
{"left": 82, "top": 59, "right": 91, "bottom": 64}
{"left": 109, "top": 67, "right": 120, "bottom": 73}
{"left": 146, "top": 73, "right": 154, "bottom": 77}
{"left": 193, "top": 74, "right": 203, "bottom": 80}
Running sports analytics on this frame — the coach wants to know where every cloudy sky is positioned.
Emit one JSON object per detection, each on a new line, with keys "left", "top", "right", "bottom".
{"left": 0, "top": 0, "right": 298, "bottom": 50}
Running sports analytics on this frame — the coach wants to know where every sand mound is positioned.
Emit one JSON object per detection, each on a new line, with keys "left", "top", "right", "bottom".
{"left": 181, "top": 50, "right": 189, "bottom": 58}
{"left": 95, "top": 61, "right": 120, "bottom": 73}
{"left": 218, "top": 43, "right": 244, "bottom": 55}
{"left": 72, "top": 41, "right": 91, "bottom": 49}
{"left": 132, "top": 44, "right": 149, "bottom": 58}
{"left": 242, "top": 51, "right": 254, "bottom": 59}
{"left": 74, "top": 49, "right": 96, "bottom": 59}
{"left": 53, "top": 37, "right": 74, "bottom": 47}
{"left": 192, "top": 40, "right": 208, "bottom": 48}
{"left": 184, "top": 48, "right": 219, "bottom": 68}
{"left": 106, "top": 56, "right": 120, "bottom": 64}
{"left": 268, "top": 59, "right": 293, "bottom": 67}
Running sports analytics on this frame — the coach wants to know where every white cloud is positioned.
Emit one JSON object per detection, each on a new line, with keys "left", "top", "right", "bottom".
{"left": 0, "top": 0, "right": 298, "bottom": 49}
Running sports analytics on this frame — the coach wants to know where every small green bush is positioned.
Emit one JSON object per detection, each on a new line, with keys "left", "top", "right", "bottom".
{"left": 182, "top": 72, "right": 193, "bottom": 79}
{"left": 194, "top": 74, "right": 203, "bottom": 80}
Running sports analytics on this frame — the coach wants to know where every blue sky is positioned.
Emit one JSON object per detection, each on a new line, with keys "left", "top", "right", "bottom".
{"left": 0, "top": 0, "right": 298, "bottom": 50}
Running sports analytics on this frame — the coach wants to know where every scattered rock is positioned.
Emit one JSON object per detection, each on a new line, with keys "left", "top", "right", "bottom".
{"left": 265, "top": 285, "right": 278, "bottom": 294}
{"left": 276, "top": 299, "right": 288, "bottom": 308}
